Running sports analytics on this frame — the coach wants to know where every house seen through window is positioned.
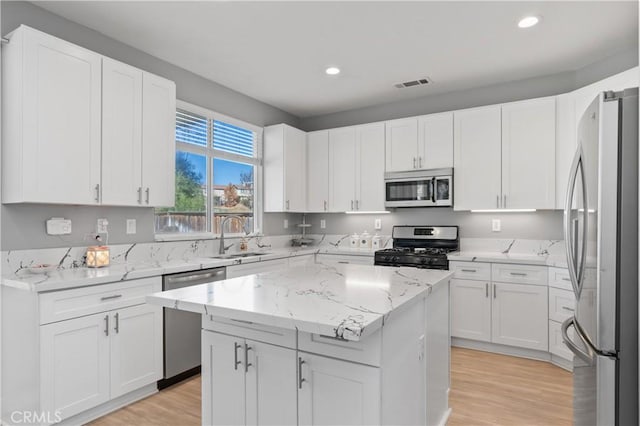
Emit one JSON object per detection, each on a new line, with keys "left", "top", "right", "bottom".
{"left": 155, "top": 105, "right": 261, "bottom": 236}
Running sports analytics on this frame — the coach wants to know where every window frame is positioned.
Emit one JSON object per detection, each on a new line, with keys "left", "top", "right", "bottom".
{"left": 156, "top": 100, "right": 263, "bottom": 239}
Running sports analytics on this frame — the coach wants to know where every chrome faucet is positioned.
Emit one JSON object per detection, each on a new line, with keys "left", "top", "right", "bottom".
{"left": 218, "top": 215, "right": 246, "bottom": 255}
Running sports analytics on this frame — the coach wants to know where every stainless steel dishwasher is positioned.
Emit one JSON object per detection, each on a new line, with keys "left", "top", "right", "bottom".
{"left": 159, "top": 267, "right": 226, "bottom": 389}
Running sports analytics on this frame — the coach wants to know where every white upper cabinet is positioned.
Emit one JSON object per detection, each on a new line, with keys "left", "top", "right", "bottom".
{"left": 385, "top": 118, "right": 418, "bottom": 172}
{"left": 501, "top": 97, "right": 556, "bottom": 209}
{"left": 264, "top": 124, "right": 306, "bottom": 212}
{"left": 328, "top": 126, "right": 357, "bottom": 212}
{"left": 417, "top": 112, "right": 454, "bottom": 169}
{"left": 454, "top": 105, "right": 502, "bottom": 210}
{"left": 101, "top": 58, "right": 143, "bottom": 206}
{"left": 2, "top": 25, "right": 177, "bottom": 207}
{"left": 306, "top": 130, "right": 329, "bottom": 212}
{"left": 141, "top": 73, "right": 177, "bottom": 207}
{"left": 2, "top": 25, "right": 102, "bottom": 204}
{"left": 356, "top": 123, "right": 385, "bottom": 211}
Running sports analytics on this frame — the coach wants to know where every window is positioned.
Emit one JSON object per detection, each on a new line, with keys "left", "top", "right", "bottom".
{"left": 155, "top": 102, "right": 262, "bottom": 236}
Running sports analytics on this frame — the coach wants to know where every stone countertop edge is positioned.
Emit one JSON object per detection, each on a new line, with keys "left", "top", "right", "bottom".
{"left": 146, "top": 265, "right": 453, "bottom": 342}
{"left": 448, "top": 251, "right": 568, "bottom": 268}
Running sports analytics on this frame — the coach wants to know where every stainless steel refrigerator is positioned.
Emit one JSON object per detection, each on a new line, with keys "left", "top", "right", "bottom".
{"left": 561, "top": 88, "right": 638, "bottom": 425}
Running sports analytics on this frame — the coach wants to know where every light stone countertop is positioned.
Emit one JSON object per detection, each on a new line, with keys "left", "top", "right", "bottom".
{"left": 147, "top": 263, "right": 452, "bottom": 341}
{"left": 448, "top": 251, "right": 569, "bottom": 268}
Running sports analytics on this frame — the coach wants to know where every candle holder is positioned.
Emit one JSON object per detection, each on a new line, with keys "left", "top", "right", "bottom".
{"left": 86, "top": 245, "right": 110, "bottom": 268}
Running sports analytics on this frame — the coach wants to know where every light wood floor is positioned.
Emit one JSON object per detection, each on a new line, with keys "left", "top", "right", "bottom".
{"left": 89, "top": 347, "right": 572, "bottom": 426}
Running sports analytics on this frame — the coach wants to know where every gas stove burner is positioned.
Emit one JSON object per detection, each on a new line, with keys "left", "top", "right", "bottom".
{"left": 374, "top": 225, "right": 459, "bottom": 270}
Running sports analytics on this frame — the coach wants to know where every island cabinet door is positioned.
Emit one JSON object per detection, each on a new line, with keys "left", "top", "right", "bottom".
{"left": 40, "top": 312, "right": 110, "bottom": 421}
{"left": 450, "top": 279, "right": 492, "bottom": 342}
{"left": 298, "top": 353, "right": 380, "bottom": 425}
{"left": 245, "top": 340, "right": 297, "bottom": 426}
{"left": 110, "top": 304, "right": 163, "bottom": 398}
{"left": 202, "top": 331, "right": 246, "bottom": 426}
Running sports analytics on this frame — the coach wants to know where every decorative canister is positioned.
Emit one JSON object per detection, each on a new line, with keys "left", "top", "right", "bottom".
{"left": 360, "top": 230, "right": 372, "bottom": 249}
{"left": 372, "top": 233, "right": 382, "bottom": 250}
{"left": 86, "top": 245, "right": 110, "bottom": 268}
{"left": 350, "top": 233, "right": 360, "bottom": 248}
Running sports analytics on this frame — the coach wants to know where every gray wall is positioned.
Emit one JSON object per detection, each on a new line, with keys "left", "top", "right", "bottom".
{"left": 306, "top": 209, "right": 564, "bottom": 241}
{"left": 0, "top": 1, "right": 300, "bottom": 250}
{"left": 299, "top": 47, "right": 638, "bottom": 131}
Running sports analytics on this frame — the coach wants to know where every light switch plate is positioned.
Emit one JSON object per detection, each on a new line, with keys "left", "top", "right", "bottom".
{"left": 126, "top": 219, "right": 137, "bottom": 235}
{"left": 374, "top": 219, "right": 382, "bottom": 230}
{"left": 283, "top": 219, "right": 289, "bottom": 229}
{"left": 320, "top": 219, "right": 326, "bottom": 229}
{"left": 97, "top": 218, "right": 109, "bottom": 233}
{"left": 492, "top": 219, "right": 501, "bottom": 232}
{"left": 46, "top": 218, "right": 72, "bottom": 235}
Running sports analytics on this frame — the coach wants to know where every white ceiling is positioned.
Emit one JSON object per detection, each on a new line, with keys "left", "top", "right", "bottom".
{"left": 33, "top": 1, "right": 638, "bottom": 117}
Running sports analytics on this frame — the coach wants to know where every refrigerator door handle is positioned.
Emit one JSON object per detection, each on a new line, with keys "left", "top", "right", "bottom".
{"left": 561, "top": 316, "right": 594, "bottom": 365}
{"left": 564, "top": 147, "right": 583, "bottom": 299}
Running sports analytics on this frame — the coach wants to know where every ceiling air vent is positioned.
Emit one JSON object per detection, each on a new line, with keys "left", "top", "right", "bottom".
{"left": 394, "top": 77, "right": 432, "bottom": 89}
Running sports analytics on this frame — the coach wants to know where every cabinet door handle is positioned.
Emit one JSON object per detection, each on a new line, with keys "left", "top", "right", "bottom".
{"left": 137, "top": 187, "right": 143, "bottom": 204}
{"left": 510, "top": 272, "right": 527, "bottom": 276}
{"left": 419, "top": 157, "right": 422, "bottom": 168}
{"left": 104, "top": 315, "right": 109, "bottom": 336}
{"left": 244, "top": 343, "right": 253, "bottom": 372}
{"left": 298, "top": 357, "right": 306, "bottom": 389}
{"left": 461, "top": 269, "right": 477, "bottom": 273}
{"left": 234, "top": 342, "right": 242, "bottom": 370}
{"left": 286, "top": 200, "right": 290, "bottom": 210}
{"left": 324, "top": 200, "right": 327, "bottom": 211}
{"left": 355, "top": 200, "right": 359, "bottom": 210}
{"left": 351, "top": 200, "right": 354, "bottom": 210}
{"left": 145, "top": 187, "right": 150, "bottom": 204}
{"left": 497, "top": 195, "right": 500, "bottom": 208}
{"left": 503, "top": 194, "right": 507, "bottom": 208}
{"left": 485, "top": 283, "right": 489, "bottom": 298}
{"left": 114, "top": 312, "right": 119, "bottom": 333}
{"left": 562, "top": 306, "right": 575, "bottom": 312}
{"left": 413, "top": 157, "right": 417, "bottom": 168}
{"left": 493, "top": 284, "right": 497, "bottom": 299}
{"left": 95, "top": 184, "right": 100, "bottom": 203}
{"left": 101, "top": 294, "right": 123, "bottom": 301}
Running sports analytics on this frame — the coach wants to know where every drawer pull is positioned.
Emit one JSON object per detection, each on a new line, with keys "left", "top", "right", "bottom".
{"left": 562, "top": 278, "right": 571, "bottom": 281}
{"left": 510, "top": 272, "right": 527, "bottom": 276}
{"left": 101, "top": 294, "right": 123, "bottom": 301}
{"left": 562, "top": 306, "right": 575, "bottom": 312}
{"left": 461, "top": 269, "right": 477, "bottom": 273}
{"left": 338, "top": 261, "right": 349, "bottom": 264}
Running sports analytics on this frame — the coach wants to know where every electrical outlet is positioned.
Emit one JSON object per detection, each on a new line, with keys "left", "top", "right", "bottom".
{"left": 126, "top": 219, "right": 137, "bottom": 235}
{"left": 283, "top": 219, "right": 289, "bottom": 229}
{"left": 320, "top": 219, "right": 326, "bottom": 229}
{"left": 374, "top": 218, "right": 382, "bottom": 230}
{"left": 97, "top": 218, "right": 109, "bottom": 233}
{"left": 492, "top": 219, "right": 501, "bottom": 232}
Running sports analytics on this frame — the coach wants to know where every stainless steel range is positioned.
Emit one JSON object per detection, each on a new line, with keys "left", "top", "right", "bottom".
{"left": 374, "top": 225, "right": 459, "bottom": 270}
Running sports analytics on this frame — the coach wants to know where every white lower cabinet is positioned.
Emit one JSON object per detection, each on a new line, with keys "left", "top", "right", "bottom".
{"left": 298, "top": 353, "right": 380, "bottom": 426}
{"left": 491, "top": 282, "right": 548, "bottom": 351}
{"left": 202, "top": 331, "right": 297, "bottom": 426}
{"left": 450, "top": 279, "right": 491, "bottom": 342}
{"left": 315, "top": 253, "right": 374, "bottom": 266}
{"left": 450, "top": 262, "right": 548, "bottom": 352}
{"left": 40, "top": 313, "right": 111, "bottom": 420}
{"left": 40, "top": 302, "right": 163, "bottom": 422}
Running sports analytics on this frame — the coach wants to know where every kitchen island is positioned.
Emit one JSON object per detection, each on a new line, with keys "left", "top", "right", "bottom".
{"left": 147, "top": 262, "right": 452, "bottom": 426}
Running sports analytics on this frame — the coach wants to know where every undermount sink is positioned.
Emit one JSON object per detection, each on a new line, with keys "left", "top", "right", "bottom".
{"left": 210, "top": 251, "right": 272, "bottom": 259}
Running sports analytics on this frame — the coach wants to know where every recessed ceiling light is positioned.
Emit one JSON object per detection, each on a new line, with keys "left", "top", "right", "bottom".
{"left": 518, "top": 16, "right": 540, "bottom": 28}
{"left": 325, "top": 67, "right": 340, "bottom": 75}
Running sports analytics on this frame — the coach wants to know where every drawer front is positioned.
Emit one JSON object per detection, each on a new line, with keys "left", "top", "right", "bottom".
{"left": 449, "top": 261, "right": 491, "bottom": 281}
{"left": 226, "top": 258, "right": 289, "bottom": 279}
{"left": 549, "top": 287, "right": 576, "bottom": 322}
{"left": 298, "top": 329, "right": 382, "bottom": 367}
{"left": 203, "top": 315, "right": 296, "bottom": 349}
{"left": 549, "top": 267, "right": 572, "bottom": 291}
{"left": 549, "top": 320, "right": 574, "bottom": 361}
{"left": 491, "top": 263, "right": 547, "bottom": 286}
{"left": 316, "top": 254, "right": 374, "bottom": 266}
{"left": 39, "top": 277, "right": 161, "bottom": 325}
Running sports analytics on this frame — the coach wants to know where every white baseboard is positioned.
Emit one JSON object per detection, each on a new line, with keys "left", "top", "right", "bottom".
{"left": 550, "top": 354, "right": 574, "bottom": 371}
{"left": 58, "top": 384, "right": 158, "bottom": 426}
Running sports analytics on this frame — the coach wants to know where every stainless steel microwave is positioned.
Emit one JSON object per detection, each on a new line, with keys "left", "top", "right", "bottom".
{"left": 384, "top": 168, "right": 453, "bottom": 208}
